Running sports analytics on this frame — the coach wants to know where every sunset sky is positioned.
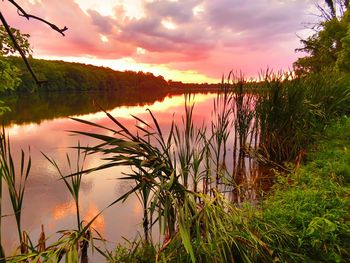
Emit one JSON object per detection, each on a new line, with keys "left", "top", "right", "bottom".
{"left": 2, "top": 0, "right": 322, "bottom": 83}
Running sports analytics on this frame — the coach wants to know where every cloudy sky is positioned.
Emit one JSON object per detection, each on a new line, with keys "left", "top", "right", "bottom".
{"left": 2, "top": 0, "right": 321, "bottom": 83}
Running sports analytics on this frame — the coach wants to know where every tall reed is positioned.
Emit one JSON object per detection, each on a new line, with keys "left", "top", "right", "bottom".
{"left": 210, "top": 79, "right": 232, "bottom": 190}
{"left": 0, "top": 127, "right": 31, "bottom": 254}
{"left": 70, "top": 89, "right": 270, "bottom": 262}
{"left": 42, "top": 143, "right": 97, "bottom": 263}
{"left": 255, "top": 70, "right": 350, "bottom": 163}
{"left": 43, "top": 142, "right": 86, "bottom": 231}
{"left": 71, "top": 109, "right": 185, "bottom": 245}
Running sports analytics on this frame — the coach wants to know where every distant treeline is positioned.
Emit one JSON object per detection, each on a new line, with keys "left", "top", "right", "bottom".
{"left": 0, "top": 56, "right": 220, "bottom": 93}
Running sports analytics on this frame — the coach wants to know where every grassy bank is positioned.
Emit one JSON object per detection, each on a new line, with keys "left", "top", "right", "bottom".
{"left": 110, "top": 116, "right": 350, "bottom": 263}
{"left": 259, "top": 116, "right": 350, "bottom": 262}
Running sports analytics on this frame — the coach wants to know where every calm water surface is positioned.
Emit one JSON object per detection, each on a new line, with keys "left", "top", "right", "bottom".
{"left": 2, "top": 92, "right": 218, "bottom": 257}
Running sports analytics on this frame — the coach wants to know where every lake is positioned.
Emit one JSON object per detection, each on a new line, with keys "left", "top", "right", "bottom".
{"left": 1, "top": 90, "right": 270, "bottom": 259}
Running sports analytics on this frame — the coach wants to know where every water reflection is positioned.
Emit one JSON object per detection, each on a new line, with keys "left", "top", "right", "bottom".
{"left": 2, "top": 92, "right": 217, "bottom": 255}
{"left": 0, "top": 89, "right": 213, "bottom": 126}
{"left": 2, "top": 91, "right": 271, "bottom": 259}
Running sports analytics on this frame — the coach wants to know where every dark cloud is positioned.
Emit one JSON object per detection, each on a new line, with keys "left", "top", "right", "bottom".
{"left": 203, "top": 0, "right": 313, "bottom": 47}
{"left": 143, "top": 0, "right": 202, "bottom": 23}
{"left": 87, "top": 9, "right": 114, "bottom": 34}
{"left": 114, "top": 0, "right": 315, "bottom": 62}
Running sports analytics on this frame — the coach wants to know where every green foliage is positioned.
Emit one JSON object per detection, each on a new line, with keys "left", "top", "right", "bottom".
{"left": 0, "top": 26, "right": 31, "bottom": 92}
{"left": 0, "top": 26, "right": 31, "bottom": 113}
{"left": 256, "top": 71, "right": 350, "bottom": 163}
{"left": 108, "top": 239, "right": 157, "bottom": 263}
{"left": 108, "top": 192, "right": 292, "bottom": 263}
{"left": 0, "top": 25, "right": 31, "bottom": 57}
{"left": 336, "top": 19, "right": 350, "bottom": 71}
{"left": 0, "top": 59, "right": 21, "bottom": 92}
{"left": 2, "top": 57, "right": 168, "bottom": 93}
{"left": 294, "top": 6, "right": 350, "bottom": 75}
{"left": 158, "top": 192, "right": 290, "bottom": 263}
{"left": 261, "top": 117, "right": 350, "bottom": 262}
{"left": 65, "top": 66, "right": 350, "bottom": 262}
{"left": 9, "top": 225, "right": 95, "bottom": 263}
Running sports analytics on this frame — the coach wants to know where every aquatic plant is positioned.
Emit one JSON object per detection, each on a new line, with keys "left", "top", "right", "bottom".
{"left": 0, "top": 127, "right": 31, "bottom": 255}
{"left": 43, "top": 142, "right": 87, "bottom": 231}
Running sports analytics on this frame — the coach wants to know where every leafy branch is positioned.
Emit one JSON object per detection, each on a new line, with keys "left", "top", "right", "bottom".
{"left": 0, "top": 0, "right": 68, "bottom": 85}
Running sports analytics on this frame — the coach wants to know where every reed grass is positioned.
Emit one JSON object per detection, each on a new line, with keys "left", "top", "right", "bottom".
{"left": 69, "top": 82, "right": 272, "bottom": 262}
{"left": 0, "top": 141, "right": 102, "bottom": 263}
{"left": 40, "top": 144, "right": 101, "bottom": 263}
{"left": 1, "top": 70, "right": 349, "bottom": 262}
{"left": 8, "top": 221, "right": 97, "bottom": 263}
{"left": 255, "top": 70, "right": 350, "bottom": 163}
{"left": 0, "top": 127, "right": 31, "bottom": 255}
{"left": 43, "top": 142, "right": 87, "bottom": 231}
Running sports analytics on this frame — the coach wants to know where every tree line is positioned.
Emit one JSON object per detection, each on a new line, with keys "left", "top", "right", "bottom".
{"left": 0, "top": 56, "right": 220, "bottom": 95}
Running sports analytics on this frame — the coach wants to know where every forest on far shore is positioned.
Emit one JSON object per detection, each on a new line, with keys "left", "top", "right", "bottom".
{"left": 0, "top": 56, "right": 220, "bottom": 94}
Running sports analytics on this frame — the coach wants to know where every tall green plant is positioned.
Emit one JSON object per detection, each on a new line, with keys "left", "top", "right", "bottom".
{"left": 173, "top": 94, "right": 207, "bottom": 195}
{"left": 42, "top": 143, "right": 99, "bottom": 263}
{"left": 210, "top": 78, "right": 232, "bottom": 188}
{"left": 0, "top": 127, "right": 31, "bottom": 254}
{"left": 43, "top": 143, "right": 86, "bottom": 231}
{"left": 71, "top": 109, "right": 185, "bottom": 244}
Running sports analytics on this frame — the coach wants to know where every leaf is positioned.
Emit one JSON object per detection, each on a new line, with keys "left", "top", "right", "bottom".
{"left": 178, "top": 209, "right": 196, "bottom": 263}
{"left": 66, "top": 246, "right": 78, "bottom": 263}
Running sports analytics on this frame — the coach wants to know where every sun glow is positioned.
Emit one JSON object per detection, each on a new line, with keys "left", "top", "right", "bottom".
{"left": 192, "top": 4, "right": 205, "bottom": 16}
{"left": 136, "top": 47, "right": 146, "bottom": 55}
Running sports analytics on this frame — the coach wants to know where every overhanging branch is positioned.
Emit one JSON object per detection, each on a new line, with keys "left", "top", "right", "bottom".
{"left": 7, "top": 0, "right": 68, "bottom": 36}
{"left": 0, "top": 11, "right": 44, "bottom": 85}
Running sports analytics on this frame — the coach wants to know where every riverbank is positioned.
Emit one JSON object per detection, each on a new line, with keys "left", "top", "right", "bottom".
{"left": 259, "top": 116, "right": 350, "bottom": 262}
{"left": 110, "top": 116, "right": 350, "bottom": 262}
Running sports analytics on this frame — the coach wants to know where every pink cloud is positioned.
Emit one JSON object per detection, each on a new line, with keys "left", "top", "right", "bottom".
{"left": 2, "top": 0, "right": 134, "bottom": 58}
{"left": 1, "top": 0, "right": 319, "bottom": 80}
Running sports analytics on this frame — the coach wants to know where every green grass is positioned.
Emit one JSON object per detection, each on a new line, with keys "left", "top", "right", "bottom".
{"left": 260, "top": 116, "right": 350, "bottom": 262}
{"left": 108, "top": 116, "right": 350, "bottom": 263}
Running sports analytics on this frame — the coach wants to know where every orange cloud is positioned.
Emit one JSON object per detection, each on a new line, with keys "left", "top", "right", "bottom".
{"left": 52, "top": 200, "right": 76, "bottom": 220}
{"left": 83, "top": 204, "right": 105, "bottom": 235}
